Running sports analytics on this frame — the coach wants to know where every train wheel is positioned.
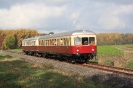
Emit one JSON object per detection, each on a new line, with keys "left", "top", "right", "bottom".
{"left": 26, "top": 52, "right": 28, "bottom": 55}
{"left": 45, "top": 54, "right": 49, "bottom": 59}
{"left": 71, "top": 58, "right": 76, "bottom": 64}
{"left": 85, "top": 59, "right": 89, "bottom": 64}
{"left": 66, "top": 57, "right": 70, "bottom": 62}
{"left": 43, "top": 53, "right": 47, "bottom": 58}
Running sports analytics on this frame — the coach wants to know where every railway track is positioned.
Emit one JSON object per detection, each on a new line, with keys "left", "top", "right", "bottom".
{"left": 3, "top": 50, "right": 133, "bottom": 77}
{"left": 83, "top": 63, "right": 133, "bottom": 77}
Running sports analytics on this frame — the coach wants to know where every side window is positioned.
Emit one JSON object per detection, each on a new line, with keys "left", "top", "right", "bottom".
{"left": 41, "top": 40, "right": 43, "bottom": 45}
{"left": 48, "top": 40, "right": 49, "bottom": 46}
{"left": 54, "top": 39, "right": 57, "bottom": 46}
{"left": 33, "top": 41, "right": 35, "bottom": 46}
{"left": 66, "top": 38, "right": 69, "bottom": 46}
{"left": 64, "top": 38, "right": 66, "bottom": 46}
{"left": 60, "top": 38, "right": 64, "bottom": 46}
{"left": 52, "top": 39, "right": 56, "bottom": 46}
{"left": 43, "top": 40, "right": 45, "bottom": 46}
{"left": 39, "top": 40, "right": 41, "bottom": 46}
{"left": 57, "top": 39, "right": 60, "bottom": 46}
{"left": 45, "top": 40, "right": 47, "bottom": 46}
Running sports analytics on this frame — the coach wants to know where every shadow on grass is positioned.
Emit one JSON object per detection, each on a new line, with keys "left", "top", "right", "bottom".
{"left": 0, "top": 54, "right": 13, "bottom": 60}
{"left": 0, "top": 58, "right": 34, "bottom": 88}
{"left": 86, "top": 74, "right": 133, "bottom": 88}
{"left": 0, "top": 72, "right": 21, "bottom": 88}
{"left": 0, "top": 58, "right": 109, "bottom": 88}
{"left": 1, "top": 55, "right": 126, "bottom": 88}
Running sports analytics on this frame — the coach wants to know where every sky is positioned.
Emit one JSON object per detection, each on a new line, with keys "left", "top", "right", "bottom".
{"left": 0, "top": 0, "right": 133, "bottom": 34}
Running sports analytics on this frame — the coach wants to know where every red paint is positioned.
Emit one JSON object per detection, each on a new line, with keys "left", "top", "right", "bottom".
{"left": 71, "top": 45, "right": 97, "bottom": 54}
{"left": 23, "top": 45, "right": 97, "bottom": 55}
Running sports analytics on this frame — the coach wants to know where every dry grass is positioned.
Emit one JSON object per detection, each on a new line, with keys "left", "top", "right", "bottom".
{"left": 97, "top": 52, "right": 133, "bottom": 68}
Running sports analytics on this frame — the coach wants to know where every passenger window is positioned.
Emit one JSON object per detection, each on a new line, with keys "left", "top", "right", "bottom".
{"left": 66, "top": 38, "right": 69, "bottom": 45}
{"left": 53, "top": 39, "right": 57, "bottom": 46}
{"left": 42, "top": 40, "right": 43, "bottom": 45}
{"left": 45, "top": 40, "right": 47, "bottom": 46}
{"left": 48, "top": 40, "right": 49, "bottom": 46}
{"left": 64, "top": 38, "right": 66, "bottom": 46}
{"left": 43, "top": 40, "right": 45, "bottom": 45}
{"left": 60, "top": 39, "right": 63, "bottom": 46}
{"left": 82, "top": 37, "right": 88, "bottom": 45}
{"left": 34, "top": 41, "right": 35, "bottom": 45}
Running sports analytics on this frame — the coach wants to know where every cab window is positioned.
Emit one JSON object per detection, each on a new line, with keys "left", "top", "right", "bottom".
{"left": 89, "top": 37, "right": 95, "bottom": 44}
{"left": 74, "top": 37, "right": 81, "bottom": 45}
{"left": 82, "top": 37, "right": 88, "bottom": 45}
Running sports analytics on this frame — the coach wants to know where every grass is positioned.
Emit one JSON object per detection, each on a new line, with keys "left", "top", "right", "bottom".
{"left": 97, "top": 45, "right": 123, "bottom": 54}
{"left": 0, "top": 53, "right": 110, "bottom": 88}
{"left": 97, "top": 45, "right": 133, "bottom": 68}
{"left": 11, "top": 49, "right": 23, "bottom": 52}
{"left": 125, "top": 60, "right": 133, "bottom": 69}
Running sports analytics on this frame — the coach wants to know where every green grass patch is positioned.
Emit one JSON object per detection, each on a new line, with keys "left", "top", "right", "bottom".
{"left": 125, "top": 60, "right": 133, "bottom": 69}
{"left": 0, "top": 53, "right": 110, "bottom": 88}
{"left": 97, "top": 45, "right": 123, "bottom": 54}
{"left": 11, "top": 49, "right": 22, "bottom": 52}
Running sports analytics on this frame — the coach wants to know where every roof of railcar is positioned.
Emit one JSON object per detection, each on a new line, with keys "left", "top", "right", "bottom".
{"left": 23, "top": 30, "right": 96, "bottom": 41}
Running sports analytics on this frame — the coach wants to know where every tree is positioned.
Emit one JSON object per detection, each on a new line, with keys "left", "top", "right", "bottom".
{"left": 2, "top": 35, "right": 15, "bottom": 49}
{"left": 49, "top": 32, "right": 54, "bottom": 35}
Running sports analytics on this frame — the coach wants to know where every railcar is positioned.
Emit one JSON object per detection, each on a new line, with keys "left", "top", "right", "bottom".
{"left": 22, "top": 30, "right": 97, "bottom": 63}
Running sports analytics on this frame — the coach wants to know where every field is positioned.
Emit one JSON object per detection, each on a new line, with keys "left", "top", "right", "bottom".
{"left": 97, "top": 45, "right": 133, "bottom": 69}
{"left": 97, "top": 45, "right": 123, "bottom": 54}
{"left": 0, "top": 53, "right": 109, "bottom": 88}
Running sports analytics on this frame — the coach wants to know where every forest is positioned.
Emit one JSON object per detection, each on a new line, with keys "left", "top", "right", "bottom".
{"left": 97, "top": 33, "right": 133, "bottom": 45}
{"left": 0, "top": 29, "right": 39, "bottom": 49}
{"left": 0, "top": 29, "right": 133, "bottom": 49}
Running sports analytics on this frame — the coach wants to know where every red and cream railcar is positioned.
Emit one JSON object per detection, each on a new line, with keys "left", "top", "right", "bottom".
{"left": 22, "top": 30, "right": 97, "bottom": 63}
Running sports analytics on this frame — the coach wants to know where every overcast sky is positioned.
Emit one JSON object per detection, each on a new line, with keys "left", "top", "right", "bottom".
{"left": 0, "top": 0, "right": 133, "bottom": 34}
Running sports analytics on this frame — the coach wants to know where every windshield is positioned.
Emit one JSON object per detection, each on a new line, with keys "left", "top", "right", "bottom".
{"left": 89, "top": 37, "right": 95, "bottom": 44}
{"left": 74, "top": 37, "right": 95, "bottom": 45}
{"left": 74, "top": 37, "right": 81, "bottom": 45}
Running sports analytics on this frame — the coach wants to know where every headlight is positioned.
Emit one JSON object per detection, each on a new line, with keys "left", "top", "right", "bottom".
{"left": 76, "top": 49, "right": 79, "bottom": 52}
{"left": 92, "top": 49, "right": 94, "bottom": 51}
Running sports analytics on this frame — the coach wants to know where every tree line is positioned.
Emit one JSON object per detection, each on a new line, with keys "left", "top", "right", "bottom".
{"left": 97, "top": 33, "right": 133, "bottom": 45}
{"left": 0, "top": 29, "right": 39, "bottom": 49}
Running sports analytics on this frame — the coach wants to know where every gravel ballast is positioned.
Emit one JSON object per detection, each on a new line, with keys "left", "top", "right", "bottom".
{"left": 2, "top": 51, "right": 133, "bottom": 88}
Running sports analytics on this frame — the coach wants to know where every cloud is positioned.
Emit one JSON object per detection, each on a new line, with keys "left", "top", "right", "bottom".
{"left": 97, "top": 5, "right": 133, "bottom": 30}
{"left": 0, "top": 0, "right": 133, "bottom": 33}
{"left": 98, "top": 16, "right": 124, "bottom": 30}
{"left": 90, "top": 0, "right": 133, "bottom": 5}
{"left": 0, "top": 3, "right": 66, "bottom": 29}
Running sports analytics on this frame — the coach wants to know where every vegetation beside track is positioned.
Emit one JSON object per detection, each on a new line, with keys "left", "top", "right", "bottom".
{"left": 125, "top": 60, "right": 133, "bottom": 70}
{"left": 0, "top": 53, "right": 109, "bottom": 88}
{"left": 97, "top": 45, "right": 133, "bottom": 69}
{"left": 10, "top": 49, "right": 23, "bottom": 52}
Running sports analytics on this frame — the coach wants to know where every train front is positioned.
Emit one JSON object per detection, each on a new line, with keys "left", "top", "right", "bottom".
{"left": 71, "top": 30, "right": 97, "bottom": 62}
